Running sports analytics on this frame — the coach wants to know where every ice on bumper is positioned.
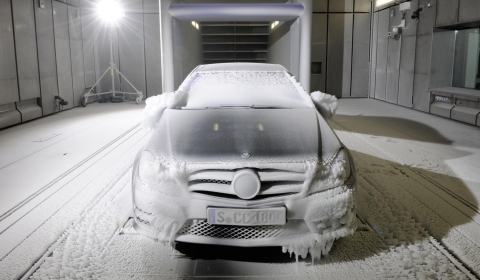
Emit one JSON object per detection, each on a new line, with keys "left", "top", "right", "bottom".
{"left": 132, "top": 148, "right": 356, "bottom": 261}
{"left": 133, "top": 152, "right": 190, "bottom": 243}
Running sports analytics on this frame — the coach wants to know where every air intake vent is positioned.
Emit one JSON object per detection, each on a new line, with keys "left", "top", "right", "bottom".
{"left": 178, "top": 220, "right": 309, "bottom": 239}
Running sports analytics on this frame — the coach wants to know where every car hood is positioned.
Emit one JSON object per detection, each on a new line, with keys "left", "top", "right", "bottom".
{"left": 145, "top": 108, "right": 326, "bottom": 163}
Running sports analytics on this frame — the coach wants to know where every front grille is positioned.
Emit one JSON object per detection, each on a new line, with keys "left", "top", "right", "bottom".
{"left": 188, "top": 168, "right": 305, "bottom": 200}
{"left": 198, "top": 179, "right": 231, "bottom": 185}
{"left": 178, "top": 220, "right": 310, "bottom": 239}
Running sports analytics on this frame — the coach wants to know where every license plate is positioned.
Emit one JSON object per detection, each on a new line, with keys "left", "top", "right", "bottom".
{"left": 207, "top": 207, "right": 286, "bottom": 226}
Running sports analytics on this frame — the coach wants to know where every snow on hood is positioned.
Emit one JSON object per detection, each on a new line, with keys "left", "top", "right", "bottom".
{"left": 145, "top": 108, "right": 320, "bottom": 164}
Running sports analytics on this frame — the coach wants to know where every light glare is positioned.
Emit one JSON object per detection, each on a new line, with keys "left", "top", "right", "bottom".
{"left": 375, "top": 0, "right": 395, "bottom": 7}
{"left": 191, "top": 21, "right": 199, "bottom": 30}
{"left": 97, "top": 0, "right": 124, "bottom": 23}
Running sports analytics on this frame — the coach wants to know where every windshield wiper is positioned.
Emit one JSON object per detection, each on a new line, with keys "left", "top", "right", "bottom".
{"left": 180, "top": 105, "right": 291, "bottom": 110}
{"left": 219, "top": 104, "right": 291, "bottom": 109}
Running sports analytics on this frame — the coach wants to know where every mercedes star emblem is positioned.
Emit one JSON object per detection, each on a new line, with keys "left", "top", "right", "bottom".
{"left": 241, "top": 152, "right": 251, "bottom": 158}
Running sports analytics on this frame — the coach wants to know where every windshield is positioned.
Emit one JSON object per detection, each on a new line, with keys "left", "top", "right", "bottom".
{"left": 183, "top": 71, "right": 312, "bottom": 109}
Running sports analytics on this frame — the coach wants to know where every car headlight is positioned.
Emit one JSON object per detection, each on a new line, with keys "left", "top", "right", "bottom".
{"left": 136, "top": 151, "right": 158, "bottom": 181}
{"left": 134, "top": 151, "right": 187, "bottom": 197}
{"left": 308, "top": 149, "right": 352, "bottom": 194}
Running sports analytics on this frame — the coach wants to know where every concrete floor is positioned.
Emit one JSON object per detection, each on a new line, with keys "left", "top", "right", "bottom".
{"left": 0, "top": 99, "right": 479, "bottom": 279}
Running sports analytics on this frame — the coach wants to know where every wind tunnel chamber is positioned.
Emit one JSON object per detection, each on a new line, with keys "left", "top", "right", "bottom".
{"left": 164, "top": 1, "right": 312, "bottom": 92}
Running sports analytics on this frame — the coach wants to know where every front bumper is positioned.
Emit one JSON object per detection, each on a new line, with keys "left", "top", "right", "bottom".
{"left": 133, "top": 184, "right": 356, "bottom": 247}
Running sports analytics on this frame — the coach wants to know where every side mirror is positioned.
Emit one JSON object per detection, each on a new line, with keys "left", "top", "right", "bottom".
{"left": 143, "top": 92, "right": 177, "bottom": 130}
{"left": 310, "top": 91, "right": 337, "bottom": 120}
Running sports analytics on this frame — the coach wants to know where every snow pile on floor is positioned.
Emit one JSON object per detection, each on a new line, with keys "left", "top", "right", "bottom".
{"left": 30, "top": 168, "right": 133, "bottom": 279}
{"left": 310, "top": 91, "right": 337, "bottom": 120}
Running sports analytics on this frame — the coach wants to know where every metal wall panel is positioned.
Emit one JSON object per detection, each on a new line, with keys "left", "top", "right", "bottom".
{"left": 375, "top": 9, "right": 389, "bottom": 101}
{"left": 123, "top": 0, "right": 143, "bottom": 13}
{"left": 143, "top": 0, "right": 160, "bottom": 13}
{"left": 80, "top": 0, "right": 96, "bottom": 11}
{"left": 397, "top": 0, "right": 418, "bottom": 108}
{"left": 0, "top": 0, "right": 19, "bottom": 105}
{"left": 355, "top": 0, "right": 371, "bottom": 13}
{"left": 118, "top": 14, "right": 146, "bottom": 95}
{"left": 173, "top": 19, "right": 182, "bottom": 89}
{"left": 435, "top": 0, "right": 458, "bottom": 26}
{"left": 413, "top": 0, "right": 437, "bottom": 112}
{"left": 369, "top": 12, "right": 378, "bottom": 98}
{"left": 81, "top": 10, "right": 96, "bottom": 88}
{"left": 351, "top": 13, "right": 370, "bottom": 97}
{"left": 0, "top": 103, "right": 21, "bottom": 129}
{"left": 310, "top": 14, "right": 327, "bottom": 93}
{"left": 34, "top": 0, "right": 59, "bottom": 115}
{"left": 417, "top": 0, "right": 437, "bottom": 36}
{"left": 459, "top": 0, "right": 480, "bottom": 22}
{"left": 413, "top": 34, "right": 433, "bottom": 101}
{"left": 12, "top": 0, "right": 41, "bottom": 101}
{"left": 144, "top": 14, "right": 162, "bottom": 97}
{"left": 386, "top": 5, "right": 402, "bottom": 104}
{"left": 67, "top": 0, "right": 80, "bottom": 7}
{"left": 327, "top": 13, "right": 353, "bottom": 98}
{"left": 312, "top": 0, "right": 327, "bottom": 12}
{"left": 68, "top": 6, "right": 85, "bottom": 106}
{"left": 179, "top": 20, "right": 203, "bottom": 81}
{"left": 290, "top": 19, "right": 301, "bottom": 79}
{"left": 329, "top": 0, "right": 353, "bottom": 13}
{"left": 53, "top": 1, "right": 74, "bottom": 109}
{"left": 429, "top": 31, "right": 455, "bottom": 89}
{"left": 267, "top": 21, "right": 292, "bottom": 71}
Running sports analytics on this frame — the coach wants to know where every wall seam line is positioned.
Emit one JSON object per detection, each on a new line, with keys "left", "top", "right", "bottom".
{"left": 10, "top": 0, "right": 21, "bottom": 115}
{"left": 32, "top": 0, "right": 44, "bottom": 116}
{"left": 142, "top": 1, "right": 148, "bottom": 98}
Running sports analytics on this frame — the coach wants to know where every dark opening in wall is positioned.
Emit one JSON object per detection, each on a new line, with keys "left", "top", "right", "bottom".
{"left": 311, "top": 62, "right": 322, "bottom": 74}
{"left": 201, "top": 22, "right": 269, "bottom": 64}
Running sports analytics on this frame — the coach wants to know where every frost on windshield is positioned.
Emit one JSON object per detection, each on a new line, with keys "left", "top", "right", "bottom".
{"left": 141, "top": 70, "right": 341, "bottom": 131}
{"left": 185, "top": 71, "right": 314, "bottom": 109}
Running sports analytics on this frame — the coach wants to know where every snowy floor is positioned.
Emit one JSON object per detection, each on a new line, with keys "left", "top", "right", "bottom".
{"left": 0, "top": 99, "right": 479, "bottom": 279}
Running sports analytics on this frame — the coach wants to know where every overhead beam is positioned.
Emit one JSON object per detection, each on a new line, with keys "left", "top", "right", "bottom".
{"left": 169, "top": 4, "right": 304, "bottom": 22}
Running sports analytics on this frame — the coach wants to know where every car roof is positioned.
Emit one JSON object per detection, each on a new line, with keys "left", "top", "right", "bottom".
{"left": 195, "top": 63, "right": 287, "bottom": 73}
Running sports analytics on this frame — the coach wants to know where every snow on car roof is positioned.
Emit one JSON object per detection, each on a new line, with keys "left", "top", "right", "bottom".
{"left": 196, "top": 62, "right": 287, "bottom": 73}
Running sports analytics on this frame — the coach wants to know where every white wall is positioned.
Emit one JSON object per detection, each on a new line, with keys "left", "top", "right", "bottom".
{"left": 267, "top": 21, "right": 293, "bottom": 71}
{"left": 173, "top": 19, "right": 204, "bottom": 89}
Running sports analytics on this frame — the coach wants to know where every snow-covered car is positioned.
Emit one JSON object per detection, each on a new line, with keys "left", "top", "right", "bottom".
{"left": 132, "top": 63, "right": 356, "bottom": 261}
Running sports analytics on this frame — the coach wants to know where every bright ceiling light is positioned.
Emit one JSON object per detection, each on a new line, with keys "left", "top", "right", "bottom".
{"left": 97, "top": 0, "right": 125, "bottom": 23}
{"left": 375, "top": 0, "right": 395, "bottom": 7}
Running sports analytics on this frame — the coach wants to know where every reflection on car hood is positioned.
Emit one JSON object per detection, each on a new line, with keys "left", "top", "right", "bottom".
{"left": 146, "top": 109, "right": 321, "bottom": 163}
